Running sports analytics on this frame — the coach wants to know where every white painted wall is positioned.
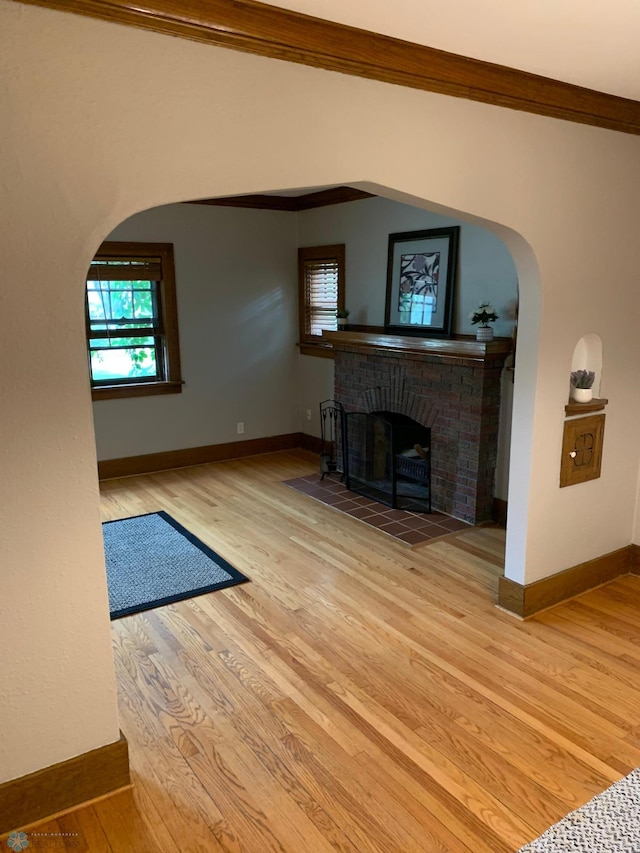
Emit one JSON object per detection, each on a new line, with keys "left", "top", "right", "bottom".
{"left": 95, "top": 204, "right": 299, "bottom": 459}
{"left": 100, "top": 197, "right": 516, "bottom": 458}
{"left": 298, "top": 196, "right": 518, "bottom": 335}
{"left": 3, "top": 0, "right": 640, "bottom": 783}
{"left": 298, "top": 355, "right": 335, "bottom": 439}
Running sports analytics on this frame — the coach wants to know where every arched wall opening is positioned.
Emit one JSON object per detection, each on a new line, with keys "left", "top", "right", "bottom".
{"left": 4, "top": 0, "right": 640, "bottom": 790}
{"left": 90, "top": 186, "right": 538, "bottom": 590}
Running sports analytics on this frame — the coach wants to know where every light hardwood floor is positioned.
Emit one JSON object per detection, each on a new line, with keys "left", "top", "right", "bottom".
{"left": 30, "top": 450, "right": 640, "bottom": 851}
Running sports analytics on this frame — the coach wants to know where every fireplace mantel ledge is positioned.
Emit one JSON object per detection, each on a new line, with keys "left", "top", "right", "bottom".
{"left": 322, "top": 331, "right": 513, "bottom": 363}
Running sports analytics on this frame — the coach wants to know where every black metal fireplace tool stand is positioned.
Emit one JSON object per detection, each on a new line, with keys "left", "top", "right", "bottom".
{"left": 319, "top": 400, "right": 345, "bottom": 481}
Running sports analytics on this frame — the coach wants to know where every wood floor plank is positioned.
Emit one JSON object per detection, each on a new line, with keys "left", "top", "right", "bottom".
{"left": 57, "top": 808, "right": 114, "bottom": 852}
{"left": 323, "top": 678, "right": 536, "bottom": 850}
{"left": 277, "top": 702, "right": 463, "bottom": 853}
{"left": 93, "top": 787, "right": 178, "bottom": 853}
{"left": 36, "top": 451, "right": 640, "bottom": 851}
{"left": 339, "top": 597, "right": 620, "bottom": 805}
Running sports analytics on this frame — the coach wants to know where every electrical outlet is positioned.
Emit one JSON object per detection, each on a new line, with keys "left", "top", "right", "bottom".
{"left": 237, "top": 422, "right": 244, "bottom": 435}
{"left": 306, "top": 409, "right": 312, "bottom": 421}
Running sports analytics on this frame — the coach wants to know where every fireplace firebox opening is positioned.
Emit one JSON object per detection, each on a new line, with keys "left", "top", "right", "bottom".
{"left": 343, "top": 410, "right": 432, "bottom": 513}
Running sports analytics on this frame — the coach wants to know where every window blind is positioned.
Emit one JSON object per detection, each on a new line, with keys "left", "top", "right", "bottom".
{"left": 88, "top": 259, "right": 162, "bottom": 281}
{"left": 304, "top": 258, "right": 339, "bottom": 336}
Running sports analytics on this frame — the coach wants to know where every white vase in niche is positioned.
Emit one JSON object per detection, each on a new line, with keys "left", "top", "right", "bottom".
{"left": 475, "top": 326, "right": 494, "bottom": 342}
{"left": 571, "top": 387, "right": 593, "bottom": 403}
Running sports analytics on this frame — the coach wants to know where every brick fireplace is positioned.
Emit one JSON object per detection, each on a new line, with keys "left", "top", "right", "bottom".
{"left": 324, "top": 331, "right": 512, "bottom": 524}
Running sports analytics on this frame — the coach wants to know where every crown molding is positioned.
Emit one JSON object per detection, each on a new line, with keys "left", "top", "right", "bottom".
{"left": 16, "top": 0, "right": 640, "bottom": 135}
{"left": 188, "top": 186, "right": 374, "bottom": 211}
{"left": 295, "top": 187, "right": 375, "bottom": 210}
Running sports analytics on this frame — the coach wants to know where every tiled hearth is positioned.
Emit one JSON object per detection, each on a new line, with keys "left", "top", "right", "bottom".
{"left": 285, "top": 474, "right": 469, "bottom": 546}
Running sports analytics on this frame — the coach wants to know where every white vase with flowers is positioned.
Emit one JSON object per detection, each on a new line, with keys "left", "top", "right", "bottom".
{"left": 470, "top": 301, "right": 498, "bottom": 342}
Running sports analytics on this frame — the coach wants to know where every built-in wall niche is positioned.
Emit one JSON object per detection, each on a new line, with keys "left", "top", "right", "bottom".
{"left": 570, "top": 333, "right": 603, "bottom": 399}
{"left": 561, "top": 333, "right": 607, "bottom": 484}
{"left": 565, "top": 333, "right": 607, "bottom": 415}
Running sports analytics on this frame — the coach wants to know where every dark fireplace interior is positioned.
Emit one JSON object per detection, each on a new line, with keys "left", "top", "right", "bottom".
{"left": 343, "top": 410, "right": 432, "bottom": 512}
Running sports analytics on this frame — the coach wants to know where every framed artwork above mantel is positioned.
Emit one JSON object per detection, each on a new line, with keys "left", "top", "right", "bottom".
{"left": 384, "top": 226, "right": 459, "bottom": 337}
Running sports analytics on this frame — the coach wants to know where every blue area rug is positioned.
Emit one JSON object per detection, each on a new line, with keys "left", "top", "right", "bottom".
{"left": 519, "top": 768, "right": 640, "bottom": 852}
{"left": 103, "top": 511, "right": 249, "bottom": 619}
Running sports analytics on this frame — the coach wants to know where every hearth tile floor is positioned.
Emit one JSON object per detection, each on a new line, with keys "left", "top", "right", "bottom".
{"left": 284, "top": 474, "right": 470, "bottom": 545}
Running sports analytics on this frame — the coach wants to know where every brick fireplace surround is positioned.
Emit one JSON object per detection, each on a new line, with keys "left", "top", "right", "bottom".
{"left": 324, "top": 331, "right": 512, "bottom": 524}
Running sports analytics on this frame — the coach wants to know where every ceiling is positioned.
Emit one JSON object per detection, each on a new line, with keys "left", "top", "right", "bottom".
{"left": 263, "top": 0, "right": 640, "bottom": 101}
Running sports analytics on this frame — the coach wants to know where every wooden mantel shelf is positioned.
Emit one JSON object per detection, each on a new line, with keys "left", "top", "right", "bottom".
{"left": 322, "top": 330, "right": 513, "bottom": 363}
